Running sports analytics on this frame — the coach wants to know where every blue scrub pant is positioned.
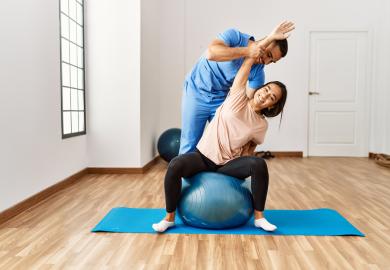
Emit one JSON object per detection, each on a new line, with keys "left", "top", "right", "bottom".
{"left": 179, "top": 82, "right": 225, "bottom": 154}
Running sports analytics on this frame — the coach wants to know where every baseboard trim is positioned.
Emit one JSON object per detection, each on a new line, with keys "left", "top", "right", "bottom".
{"left": 0, "top": 168, "right": 88, "bottom": 226}
{"left": 142, "top": 156, "right": 161, "bottom": 172}
{"left": 273, "top": 151, "right": 303, "bottom": 157}
{"left": 87, "top": 156, "right": 160, "bottom": 174}
{"left": 256, "top": 151, "right": 303, "bottom": 157}
{"left": 87, "top": 167, "right": 144, "bottom": 174}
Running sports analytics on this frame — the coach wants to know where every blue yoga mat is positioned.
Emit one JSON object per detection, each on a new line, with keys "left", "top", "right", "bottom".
{"left": 91, "top": 207, "right": 364, "bottom": 236}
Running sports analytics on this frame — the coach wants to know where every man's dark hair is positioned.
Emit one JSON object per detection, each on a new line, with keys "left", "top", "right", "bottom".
{"left": 275, "top": 39, "right": 288, "bottom": 57}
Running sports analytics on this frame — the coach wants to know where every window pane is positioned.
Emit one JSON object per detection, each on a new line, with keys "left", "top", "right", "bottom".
{"left": 71, "top": 89, "right": 78, "bottom": 110}
{"left": 61, "top": 0, "right": 85, "bottom": 138}
{"left": 61, "top": 14, "right": 69, "bottom": 39}
{"left": 71, "top": 112, "right": 79, "bottom": 133}
{"left": 76, "top": 3, "right": 83, "bottom": 25}
{"left": 61, "top": 38, "right": 69, "bottom": 63}
{"left": 70, "top": 42, "right": 77, "bottom": 65}
{"left": 69, "top": 20, "right": 77, "bottom": 42}
{"left": 62, "top": 63, "right": 70, "bottom": 87}
{"left": 69, "top": 0, "right": 77, "bottom": 20}
{"left": 61, "top": 0, "right": 68, "bottom": 15}
{"left": 76, "top": 25, "right": 83, "bottom": 47}
{"left": 78, "top": 90, "right": 84, "bottom": 110}
{"left": 78, "top": 68, "right": 83, "bottom": 89}
{"left": 79, "top": 112, "right": 85, "bottom": 131}
{"left": 70, "top": 66, "right": 78, "bottom": 88}
{"left": 62, "top": 87, "right": 71, "bottom": 110}
{"left": 77, "top": 47, "right": 83, "bottom": 67}
{"left": 63, "top": 112, "right": 71, "bottom": 134}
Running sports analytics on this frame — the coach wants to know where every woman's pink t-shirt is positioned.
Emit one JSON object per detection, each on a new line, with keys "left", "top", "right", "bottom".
{"left": 197, "top": 87, "right": 268, "bottom": 165}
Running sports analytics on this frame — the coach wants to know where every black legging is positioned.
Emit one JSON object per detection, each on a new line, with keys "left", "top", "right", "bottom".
{"left": 165, "top": 149, "right": 269, "bottom": 213}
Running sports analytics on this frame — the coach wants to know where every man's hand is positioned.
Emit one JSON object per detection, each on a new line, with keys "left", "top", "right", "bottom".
{"left": 248, "top": 41, "right": 266, "bottom": 59}
{"left": 268, "top": 21, "right": 295, "bottom": 40}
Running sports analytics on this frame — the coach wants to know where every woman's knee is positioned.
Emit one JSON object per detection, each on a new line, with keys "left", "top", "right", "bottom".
{"left": 248, "top": 157, "right": 266, "bottom": 167}
{"left": 167, "top": 156, "right": 185, "bottom": 176}
{"left": 249, "top": 157, "right": 268, "bottom": 174}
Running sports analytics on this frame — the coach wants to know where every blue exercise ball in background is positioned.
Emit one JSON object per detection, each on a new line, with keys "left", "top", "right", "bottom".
{"left": 178, "top": 172, "right": 254, "bottom": 229}
{"left": 157, "top": 128, "right": 181, "bottom": 162}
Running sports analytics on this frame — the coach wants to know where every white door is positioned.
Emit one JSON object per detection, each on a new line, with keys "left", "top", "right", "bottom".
{"left": 308, "top": 31, "right": 369, "bottom": 157}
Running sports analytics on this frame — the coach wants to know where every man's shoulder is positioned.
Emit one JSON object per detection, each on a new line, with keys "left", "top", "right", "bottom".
{"left": 220, "top": 28, "right": 250, "bottom": 36}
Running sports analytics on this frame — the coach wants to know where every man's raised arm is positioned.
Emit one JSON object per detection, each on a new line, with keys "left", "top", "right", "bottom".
{"left": 206, "top": 39, "right": 263, "bottom": 62}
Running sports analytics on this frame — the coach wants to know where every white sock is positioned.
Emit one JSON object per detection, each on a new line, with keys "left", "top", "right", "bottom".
{"left": 152, "top": 219, "right": 175, "bottom": 233}
{"left": 254, "top": 218, "right": 277, "bottom": 232}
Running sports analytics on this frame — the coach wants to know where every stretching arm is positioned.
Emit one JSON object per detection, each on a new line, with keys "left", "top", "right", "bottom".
{"left": 206, "top": 38, "right": 266, "bottom": 62}
{"left": 231, "top": 57, "right": 256, "bottom": 93}
{"left": 206, "top": 20, "right": 295, "bottom": 62}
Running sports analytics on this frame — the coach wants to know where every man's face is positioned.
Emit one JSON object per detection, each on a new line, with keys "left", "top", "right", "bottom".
{"left": 256, "top": 42, "right": 283, "bottom": 65}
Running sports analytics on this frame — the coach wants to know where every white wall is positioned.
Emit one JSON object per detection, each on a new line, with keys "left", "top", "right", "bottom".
{"left": 157, "top": 0, "right": 390, "bottom": 156}
{"left": 86, "top": 0, "right": 142, "bottom": 167}
{"left": 0, "top": 0, "right": 88, "bottom": 212}
{"left": 369, "top": 0, "right": 390, "bottom": 155}
{"left": 140, "top": 0, "right": 162, "bottom": 166}
{"left": 157, "top": 0, "right": 186, "bottom": 137}
{"left": 86, "top": 0, "right": 169, "bottom": 168}
{"left": 86, "top": 0, "right": 184, "bottom": 167}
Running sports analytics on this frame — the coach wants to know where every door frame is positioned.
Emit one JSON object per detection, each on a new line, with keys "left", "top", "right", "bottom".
{"left": 305, "top": 27, "right": 373, "bottom": 157}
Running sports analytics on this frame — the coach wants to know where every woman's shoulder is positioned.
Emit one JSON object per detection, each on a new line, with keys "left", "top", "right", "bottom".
{"left": 223, "top": 87, "right": 249, "bottom": 111}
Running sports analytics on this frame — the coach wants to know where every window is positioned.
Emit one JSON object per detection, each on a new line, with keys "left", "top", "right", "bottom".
{"left": 60, "top": 0, "right": 85, "bottom": 138}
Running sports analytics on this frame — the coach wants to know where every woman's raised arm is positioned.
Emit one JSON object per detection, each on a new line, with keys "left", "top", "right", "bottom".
{"left": 231, "top": 57, "right": 256, "bottom": 93}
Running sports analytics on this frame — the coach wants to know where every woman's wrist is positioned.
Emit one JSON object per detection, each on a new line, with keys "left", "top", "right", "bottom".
{"left": 244, "top": 57, "right": 256, "bottom": 64}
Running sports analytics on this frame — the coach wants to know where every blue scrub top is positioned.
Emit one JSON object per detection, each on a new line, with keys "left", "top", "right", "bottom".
{"left": 185, "top": 28, "right": 265, "bottom": 99}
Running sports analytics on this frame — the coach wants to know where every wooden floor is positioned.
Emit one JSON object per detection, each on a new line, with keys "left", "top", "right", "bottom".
{"left": 1, "top": 157, "right": 390, "bottom": 270}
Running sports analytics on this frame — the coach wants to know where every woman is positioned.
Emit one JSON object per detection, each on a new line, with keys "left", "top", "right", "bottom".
{"left": 153, "top": 24, "right": 292, "bottom": 233}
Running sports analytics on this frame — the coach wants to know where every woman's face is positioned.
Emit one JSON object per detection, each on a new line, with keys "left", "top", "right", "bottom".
{"left": 252, "top": 83, "right": 282, "bottom": 111}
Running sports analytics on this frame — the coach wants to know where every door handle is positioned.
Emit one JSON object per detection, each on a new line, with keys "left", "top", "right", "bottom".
{"left": 309, "top": 91, "right": 320, "bottom": 95}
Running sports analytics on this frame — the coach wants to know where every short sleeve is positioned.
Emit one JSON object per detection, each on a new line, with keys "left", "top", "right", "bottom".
{"left": 248, "top": 66, "right": 265, "bottom": 90}
{"left": 223, "top": 87, "right": 248, "bottom": 113}
{"left": 217, "top": 28, "right": 249, "bottom": 47}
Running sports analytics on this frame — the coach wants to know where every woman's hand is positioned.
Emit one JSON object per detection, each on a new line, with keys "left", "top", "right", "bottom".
{"left": 268, "top": 21, "right": 295, "bottom": 40}
{"left": 248, "top": 41, "right": 266, "bottom": 59}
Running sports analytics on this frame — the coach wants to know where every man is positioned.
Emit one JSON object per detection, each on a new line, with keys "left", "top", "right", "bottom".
{"left": 179, "top": 21, "right": 295, "bottom": 154}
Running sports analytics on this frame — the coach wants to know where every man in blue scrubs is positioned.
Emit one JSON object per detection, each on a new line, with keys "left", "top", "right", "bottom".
{"left": 179, "top": 21, "right": 295, "bottom": 154}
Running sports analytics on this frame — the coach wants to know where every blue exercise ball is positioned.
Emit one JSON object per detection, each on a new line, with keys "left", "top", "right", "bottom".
{"left": 157, "top": 128, "right": 181, "bottom": 162}
{"left": 178, "top": 172, "right": 253, "bottom": 229}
